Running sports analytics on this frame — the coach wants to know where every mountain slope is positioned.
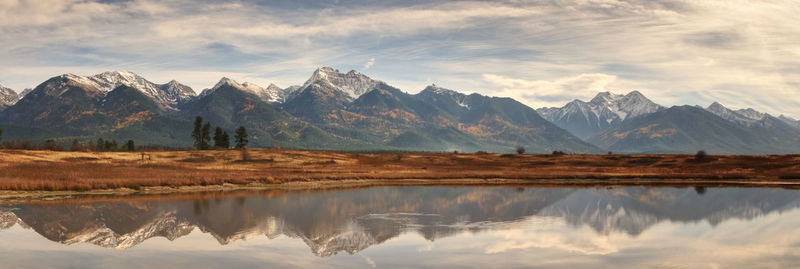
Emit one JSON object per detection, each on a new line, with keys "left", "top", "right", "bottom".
{"left": 182, "top": 78, "right": 350, "bottom": 149}
{"left": 0, "top": 74, "right": 106, "bottom": 135}
{"left": 778, "top": 115, "right": 800, "bottom": 130}
{"left": 281, "top": 80, "right": 353, "bottom": 124}
{"left": 415, "top": 85, "right": 600, "bottom": 153}
{"left": 347, "top": 83, "right": 481, "bottom": 151}
{"left": 0, "top": 75, "right": 190, "bottom": 144}
{"left": 537, "top": 91, "right": 663, "bottom": 139}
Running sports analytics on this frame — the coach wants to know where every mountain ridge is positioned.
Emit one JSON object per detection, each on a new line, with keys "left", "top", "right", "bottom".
{"left": 0, "top": 68, "right": 797, "bottom": 154}
{"left": 537, "top": 91, "right": 664, "bottom": 139}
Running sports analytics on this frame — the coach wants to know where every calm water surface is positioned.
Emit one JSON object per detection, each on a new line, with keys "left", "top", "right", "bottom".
{"left": 1, "top": 186, "right": 799, "bottom": 268}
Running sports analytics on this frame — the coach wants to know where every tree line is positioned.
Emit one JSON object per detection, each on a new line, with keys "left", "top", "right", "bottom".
{"left": 0, "top": 137, "right": 136, "bottom": 152}
{"left": 0, "top": 117, "right": 249, "bottom": 151}
{"left": 191, "top": 116, "right": 248, "bottom": 150}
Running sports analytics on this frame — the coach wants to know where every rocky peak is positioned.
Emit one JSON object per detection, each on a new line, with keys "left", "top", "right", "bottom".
{"left": 705, "top": 102, "right": 773, "bottom": 127}
{"left": 0, "top": 84, "right": 19, "bottom": 110}
{"left": 300, "top": 66, "right": 380, "bottom": 99}
{"left": 212, "top": 77, "right": 239, "bottom": 90}
{"left": 778, "top": 115, "right": 800, "bottom": 130}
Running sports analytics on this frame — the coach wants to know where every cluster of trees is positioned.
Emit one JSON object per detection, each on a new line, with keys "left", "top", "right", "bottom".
{"left": 192, "top": 116, "right": 248, "bottom": 150}
{"left": 75, "top": 138, "right": 135, "bottom": 152}
{"left": 1, "top": 137, "right": 136, "bottom": 152}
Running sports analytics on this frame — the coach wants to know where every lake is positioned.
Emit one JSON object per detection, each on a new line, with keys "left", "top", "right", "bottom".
{"left": 1, "top": 186, "right": 799, "bottom": 268}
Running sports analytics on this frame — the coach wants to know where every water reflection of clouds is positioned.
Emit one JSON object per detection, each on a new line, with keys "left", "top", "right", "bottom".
{"left": 1, "top": 187, "right": 800, "bottom": 268}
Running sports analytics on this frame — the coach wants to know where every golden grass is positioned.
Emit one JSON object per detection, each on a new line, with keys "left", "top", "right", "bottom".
{"left": 0, "top": 149, "right": 799, "bottom": 192}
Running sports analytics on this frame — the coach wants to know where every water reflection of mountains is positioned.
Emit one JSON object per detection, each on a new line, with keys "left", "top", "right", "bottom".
{"left": 1, "top": 187, "right": 799, "bottom": 256}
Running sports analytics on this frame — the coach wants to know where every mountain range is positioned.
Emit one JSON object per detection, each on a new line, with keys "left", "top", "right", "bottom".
{"left": 0, "top": 68, "right": 798, "bottom": 154}
{"left": 538, "top": 91, "right": 800, "bottom": 154}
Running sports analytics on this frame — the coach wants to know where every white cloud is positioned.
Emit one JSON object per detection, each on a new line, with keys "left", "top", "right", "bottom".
{"left": 363, "top": 58, "right": 375, "bottom": 69}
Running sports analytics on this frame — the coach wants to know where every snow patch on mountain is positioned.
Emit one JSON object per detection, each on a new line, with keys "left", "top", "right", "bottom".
{"left": 30, "top": 71, "right": 195, "bottom": 110}
{"left": 0, "top": 84, "right": 19, "bottom": 110}
{"left": 424, "top": 84, "right": 470, "bottom": 109}
{"left": 201, "top": 77, "right": 287, "bottom": 103}
{"left": 705, "top": 102, "right": 777, "bottom": 127}
{"left": 778, "top": 115, "right": 800, "bottom": 130}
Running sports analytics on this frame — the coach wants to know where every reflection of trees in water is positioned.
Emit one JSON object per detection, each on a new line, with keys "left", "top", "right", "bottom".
{"left": 695, "top": 186, "right": 706, "bottom": 195}
{"left": 0, "top": 187, "right": 798, "bottom": 256}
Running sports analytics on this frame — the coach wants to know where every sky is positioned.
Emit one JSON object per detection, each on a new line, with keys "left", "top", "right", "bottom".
{"left": 0, "top": 0, "right": 798, "bottom": 117}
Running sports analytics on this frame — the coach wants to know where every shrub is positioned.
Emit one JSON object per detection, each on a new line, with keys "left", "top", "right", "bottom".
{"left": 42, "top": 140, "right": 64, "bottom": 151}
{"left": 695, "top": 150, "right": 707, "bottom": 160}
{"left": 516, "top": 147, "right": 525, "bottom": 154}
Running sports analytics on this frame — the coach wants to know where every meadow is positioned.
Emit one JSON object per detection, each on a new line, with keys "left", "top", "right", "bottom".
{"left": 0, "top": 149, "right": 799, "bottom": 193}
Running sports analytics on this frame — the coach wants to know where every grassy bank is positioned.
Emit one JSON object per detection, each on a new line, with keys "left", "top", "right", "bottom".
{"left": 0, "top": 149, "right": 799, "bottom": 192}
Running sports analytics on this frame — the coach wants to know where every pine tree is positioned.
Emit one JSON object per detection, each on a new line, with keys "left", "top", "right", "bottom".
{"left": 234, "top": 126, "right": 248, "bottom": 149}
{"left": 221, "top": 131, "right": 231, "bottom": 149}
{"left": 106, "top": 140, "right": 118, "bottom": 151}
{"left": 213, "top": 127, "right": 225, "bottom": 148}
{"left": 96, "top": 138, "right": 106, "bottom": 151}
{"left": 192, "top": 116, "right": 203, "bottom": 150}
{"left": 70, "top": 139, "right": 82, "bottom": 151}
{"left": 200, "top": 123, "right": 211, "bottom": 150}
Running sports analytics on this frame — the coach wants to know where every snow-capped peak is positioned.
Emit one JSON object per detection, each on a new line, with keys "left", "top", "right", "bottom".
{"left": 212, "top": 77, "right": 239, "bottom": 90}
{"left": 89, "top": 70, "right": 150, "bottom": 92}
{"left": 420, "top": 84, "right": 470, "bottom": 109}
{"left": 536, "top": 90, "right": 663, "bottom": 139}
{"left": 735, "top": 108, "right": 768, "bottom": 121}
{"left": 0, "top": 84, "right": 19, "bottom": 109}
{"left": 80, "top": 70, "right": 196, "bottom": 109}
{"left": 300, "top": 66, "right": 380, "bottom": 99}
{"left": 705, "top": 102, "right": 774, "bottom": 127}
{"left": 778, "top": 115, "right": 800, "bottom": 130}
{"left": 265, "top": 83, "right": 290, "bottom": 103}
{"left": 205, "top": 78, "right": 281, "bottom": 102}
{"left": 588, "top": 90, "right": 662, "bottom": 121}
{"left": 425, "top": 84, "right": 463, "bottom": 97}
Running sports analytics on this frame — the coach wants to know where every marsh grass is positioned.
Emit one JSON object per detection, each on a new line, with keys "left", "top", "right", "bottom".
{"left": 0, "top": 150, "right": 799, "bottom": 191}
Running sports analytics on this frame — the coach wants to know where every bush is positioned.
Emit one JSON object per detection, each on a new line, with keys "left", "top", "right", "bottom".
{"left": 2, "top": 140, "right": 38, "bottom": 150}
{"left": 552, "top": 150, "right": 566, "bottom": 156}
{"left": 42, "top": 140, "right": 64, "bottom": 151}
{"left": 516, "top": 147, "right": 525, "bottom": 154}
{"left": 695, "top": 150, "right": 707, "bottom": 160}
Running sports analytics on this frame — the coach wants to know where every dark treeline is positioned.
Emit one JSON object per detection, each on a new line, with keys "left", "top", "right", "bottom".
{"left": 1, "top": 137, "right": 137, "bottom": 152}
{"left": 0, "top": 119, "right": 249, "bottom": 152}
{"left": 192, "top": 116, "right": 248, "bottom": 150}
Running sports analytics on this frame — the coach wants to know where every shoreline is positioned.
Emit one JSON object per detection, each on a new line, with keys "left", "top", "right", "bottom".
{"left": 2, "top": 178, "right": 800, "bottom": 203}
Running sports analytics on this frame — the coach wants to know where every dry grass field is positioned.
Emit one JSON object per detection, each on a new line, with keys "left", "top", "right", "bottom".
{"left": 0, "top": 149, "right": 799, "bottom": 192}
